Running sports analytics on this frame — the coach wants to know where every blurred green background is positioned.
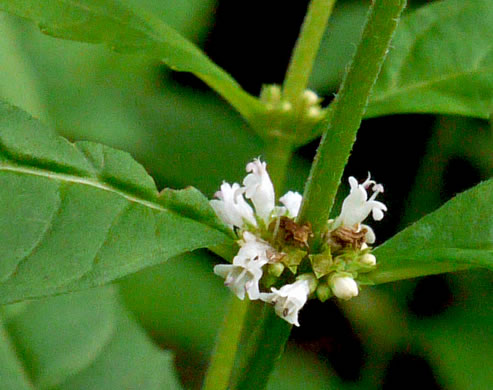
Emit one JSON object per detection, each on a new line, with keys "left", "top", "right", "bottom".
{"left": 0, "top": 0, "right": 491, "bottom": 389}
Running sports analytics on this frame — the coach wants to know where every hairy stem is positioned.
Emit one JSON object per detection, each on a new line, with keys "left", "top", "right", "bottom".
{"left": 298, "top": 0, "right": 407, "bottom": 249}
{"left": 282, "top": 0, "right": 336, "bottom": 109}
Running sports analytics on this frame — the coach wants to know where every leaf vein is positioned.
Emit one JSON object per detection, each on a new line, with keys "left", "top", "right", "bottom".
{"left": 3, "top": 183, "right": 65, "bottom": 282}
{"left": 76, "top": 202, "right": 133, "bottom": 281}
{"left": 372, "top": 65, "right": 493, "bottom": 103}
{"left": 0, "top": 163, "right": 165, "bottom": 212}
{"left": 390, "top": 1, "right": 470, "bottom": 90}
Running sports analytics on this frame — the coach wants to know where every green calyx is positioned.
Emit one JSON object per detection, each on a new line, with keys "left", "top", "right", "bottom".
{"left": 257, "top": 214, "right": 377, "bottom": 302}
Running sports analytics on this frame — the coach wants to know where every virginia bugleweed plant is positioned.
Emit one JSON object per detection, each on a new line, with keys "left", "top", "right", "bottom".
{"left": 0, "top": 0, "right": 491, "bottom": 389}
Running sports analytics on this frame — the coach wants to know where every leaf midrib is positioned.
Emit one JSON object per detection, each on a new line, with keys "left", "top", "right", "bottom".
{"left": 0, "top": 162, "right": 166, "bottom": 212}
{"left": 370, "top": 65, "right": 493, "bottom": 103}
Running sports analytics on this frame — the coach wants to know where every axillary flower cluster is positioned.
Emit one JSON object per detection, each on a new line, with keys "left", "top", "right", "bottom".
{"left": 211, "top": 159, "right": 387, "bottom": 326}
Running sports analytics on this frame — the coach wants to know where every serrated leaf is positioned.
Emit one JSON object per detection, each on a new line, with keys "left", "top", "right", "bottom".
{"left": 367, "top": 0, "right": 493, "bottom": 119}
{"left": 0, "top": 101, "right": 233, "bottom": 304}
{"left": 0, "top": 0, "right": 263, "bottom": 120}
{"left": 1, "top": 286, "right": 182, "bottom": 389}
{"left": 370, "top": 179, "right": 493, "bottom": 284}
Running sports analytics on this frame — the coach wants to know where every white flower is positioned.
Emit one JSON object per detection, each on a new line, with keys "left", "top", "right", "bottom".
{"left": 330, "top": 275, "right": 359, "bottom": 300}
{"left": 260, "top": 279, "right": 310, "bottom": 326}
{"left": 279, "top": 191, "right": 303, "bottom": 218}
{"left": 333, "top": 174, "right": 387, "bottom": 241}
{"left": 210, "top": 182, "right": 257, "bottom": 228}
{"left": 214, "top": 232, "right": 272, "bottom": 300}
{"left": 243, "top": 159, "right": 275, "bottom": 223}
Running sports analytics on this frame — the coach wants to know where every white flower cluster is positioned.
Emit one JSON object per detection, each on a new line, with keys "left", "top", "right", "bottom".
{"left": 211, "top": 159, "right": 306, "bottom": 325}
{"left": 210, "top": 159, "right": 302, "bottom": 229}
{"left": 211, "top": 159, "right": 386, "bottom": 326}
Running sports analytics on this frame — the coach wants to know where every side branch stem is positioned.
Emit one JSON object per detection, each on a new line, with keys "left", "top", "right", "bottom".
{"left": 264, "top": 137, "right": 294, "bottom": 194}
{"left": 282, "top": 0, "right": 336, "bottom": 108}
{"left": 298, "top": 0, "right": 407, "bottom": 249}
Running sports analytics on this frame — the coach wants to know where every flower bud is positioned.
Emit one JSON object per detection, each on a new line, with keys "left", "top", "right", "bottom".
{"left": 302, "top": 89, "right": 319, "bottom": 105}
{"left": 307, "top": 106, "right": 323, "bottom": 119}
{"left": 330, "top": 274, "right": 359, "bottom": 300}
{"left": 267, "top": 262, "right": 285, "bottom": 277}
{"left": 360, "top": 253, "right": 376, "bottom": 266}
{"left": 260, "top": 84, "right": 281, "bottom": 104}
{"left": 281, "top": 101, "right": 292, "bottom": 112}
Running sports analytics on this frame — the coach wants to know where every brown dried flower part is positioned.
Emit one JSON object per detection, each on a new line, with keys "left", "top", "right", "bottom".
{"left": 277, "top": 216, "right": 313, "bottom": 248}
{"left": 266, "top": 249, "right": 286, "bottom": 263}
{"left": 328, "top": 226, "right": 368, "bottom": 250}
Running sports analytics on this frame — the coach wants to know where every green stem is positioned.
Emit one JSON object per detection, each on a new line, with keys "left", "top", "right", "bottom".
{"left": 282, "top": 0, "right": 336, "bottom": 108}
{"left": 264, "top": 137, "right": 294, "bottom": 194}
{"left": 235, "top": 304, "right": 292, "bottom": 390}
{"left": 298, "top": 0, "right": 407, "bottom": 249}
{"left": 202, "top": 298, "right": 249, "bottom": 390}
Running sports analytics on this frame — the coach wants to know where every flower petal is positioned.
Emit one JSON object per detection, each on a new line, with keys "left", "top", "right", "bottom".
{"left": 279, "top": 191, "right": 303, "bottom": 218}
{"left": 210, "top": 182, "right": 256, "bottom": 228}
{"left": 260, "top": 279, "right": 310, "bottom": 326}
{"left": 243, "top": 159, "right": 275, "bottom": 223}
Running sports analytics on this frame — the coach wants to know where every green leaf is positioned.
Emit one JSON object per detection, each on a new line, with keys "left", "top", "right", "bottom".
{"left": 0, "top": 0, "right": 263, "bottom": 121}
{"left": 367, "top": 0, "right": 493, "bottom": 119}
{"left": 0, "top": 15, "right": 310, "bottom": 195}
{"left": 120, "top": 250, "right": 231, "bottom": 358}
{"left": 413, "top": 272, "right": 493, "bottom": 390}
{"left": 0, "top": 101, "right": 233, "bottom": 304}
{"left": 371, "top": 179, "right": 493, "bottom": 284}
{"left": 1, "top": 286, "right": 182, "bottom": 389}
